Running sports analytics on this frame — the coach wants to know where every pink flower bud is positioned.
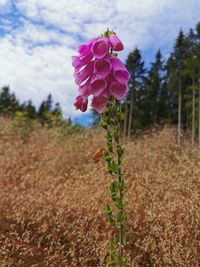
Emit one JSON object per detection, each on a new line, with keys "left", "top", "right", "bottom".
{"left": 109, "top": 34, "right": 124, "bottom": 51}
{"left": 74, "top": 95, "right": 88, "bottom": 112}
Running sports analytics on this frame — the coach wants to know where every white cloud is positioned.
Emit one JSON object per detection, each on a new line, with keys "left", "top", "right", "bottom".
{"left": 0, "top": 0, "right": 200, "bottom": 119}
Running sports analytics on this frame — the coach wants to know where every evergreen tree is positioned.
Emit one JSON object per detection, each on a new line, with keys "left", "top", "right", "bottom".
{"left": 24, "top": 100, "right": 37, "bottom": 119}
{"left": 146, "top": 50, "right": 167, "bottom": 125}
{"left": 125, "top": 48, "right": 146, "bottom": 137}
{"left": 184, "top": 29, "right": 198, "bottom": 144}
{"left": 0, "top": 86, "right": 19, "bottom": 116}
{"left": 46, "top": 94, "right": 53, "bottom": 112}
{"left": 166, "top": 30, "right": 187, "bottom": 145}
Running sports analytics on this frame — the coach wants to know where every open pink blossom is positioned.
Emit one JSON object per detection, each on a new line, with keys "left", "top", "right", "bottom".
{"left": 90, "top": 78, "right": 107, "bottom": 97}
{"left": 74, "top": 61, "right": 94, "bottom": 85}
{"left": 79, "top": 77, "right": 92, "bottom": 97}
{"left": 110, "top": 81, "right": 128, "bottom": 100}
{"left": 110, "top": 57, "right": 130, "bottom": 84}
{"left": 72, "top": 51, "right": 93, "bottom": 68}
{"left": 109, "top": 34, "right": 124, "bottom": 51}
{"left": 74, "top": 95, "right": 88, "bottom": 112}
{"left": 94, "top": 58, "right": 111, "bottom": 79}
{"left": 91, "top": 90, "right": 109, "bottom": 113}
{"left": 78, "top": 38, "right": 98, "bottom": 55}
{"left": 91, "top": 38, "right": 110, "bottom": 58}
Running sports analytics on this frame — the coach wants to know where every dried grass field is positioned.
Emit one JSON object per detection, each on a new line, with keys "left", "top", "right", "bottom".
{"left": 0, "top": 118, "right": 199, "bottom": 267}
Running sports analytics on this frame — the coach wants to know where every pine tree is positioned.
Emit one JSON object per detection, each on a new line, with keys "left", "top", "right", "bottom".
{"left": 166, "top": 30, "right": 187, "bottom": 145}
{"left": 125, "top": 48, "right": 146, "bottom": 137}
{"left": 184, "top": 29, "right": 198, "bottom": 144}
{"left": 0, "top": 86, "right": 19, "bottom": 116}
{"left": 24, "top": 100, "right": 37, "bottom": 119}
{"left": 146, "top": 50, "right": 167, "bottom": 125}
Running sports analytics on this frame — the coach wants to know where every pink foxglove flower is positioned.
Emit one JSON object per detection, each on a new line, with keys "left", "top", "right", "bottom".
{"left": 72, "top": 32, "right": 130, "bottom": 113}
{"left": 109, "top": 33, "right": 124, "bottom": 51}
{"left": 74, "top": 95, "right": 88, "bottom": 112}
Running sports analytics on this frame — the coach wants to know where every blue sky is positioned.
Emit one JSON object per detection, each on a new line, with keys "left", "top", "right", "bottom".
{"left": 0, "top": 0, "right": 200, "bottom": 126}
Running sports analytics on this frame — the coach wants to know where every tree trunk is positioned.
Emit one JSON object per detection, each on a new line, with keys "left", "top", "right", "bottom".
{"left": 192, "top": 77, "right": 195, "bottom": 145}
{"left": 128, "top": 90, "right": 133, "bottom": 138}
{"left": 123, "top": 99, "right": 128, "bottom": 138}
{"left": 199, "top": 83, "right": 200, "bottom": 147}
{"left": 177, "top": 78, "right": 182, "bottom": 146}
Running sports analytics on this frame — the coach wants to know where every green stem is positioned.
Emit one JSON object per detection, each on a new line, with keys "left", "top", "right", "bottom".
{"left": 101, "top": 97, "right": 127, "bottom": 267}
{"left": 116, "top": 103, "right": 124, "bottom": 263}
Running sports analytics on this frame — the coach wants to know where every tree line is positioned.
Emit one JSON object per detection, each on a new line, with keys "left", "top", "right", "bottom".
{"left": 0, "top": 86, "right": 72, "bottom": 127}
{"left": 123, "top": 22, "right": 200, "bottom": 145}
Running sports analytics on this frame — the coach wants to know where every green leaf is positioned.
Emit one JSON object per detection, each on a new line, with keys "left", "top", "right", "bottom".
{"left": 108, "top": 215, "right": 116, "bottom": 226}
{"left": 104, "top": 154, "right": 112, "bottom": 163}
{"left": 117, "top": 211, "right": 125, "bottom": 224}
{"left": 118, "top": 179, "right": 127, "bottom": 192}
{"left": 109, "top": 241, "right": 116, "bottom": 253}
{"left": 109, "top": 182, "right": 117, "bottom": 201}
{"left": 117, "top": 255, "right": 126, "bottom": 265}
{"left": 107, "top": 160, "right": 118, "bottom": 174}
{"left": 100, "top": 119, "right": 108, "bottom": 129}
{"left": 104, "top": 204, "right": 112, "bottom": 215}
{"left": 107, "top": 254, "right": 115, "bottom": 265}
{"left": 107, "top": 143, "right": 113, "bottom": 153}
{"left": 113, "top": 131, "right": 119, "bottom": 143}
{"left": 117, "top": 146, "right": 124, "bottom": 158}
{"left": 106, "top": 131, "right": 113, "bottom": 142}
{"left": 115, "top": 198, "right": 127, "bottom": 209}
{"left": 117, "top": 112, "right": 125, "bottom": 122}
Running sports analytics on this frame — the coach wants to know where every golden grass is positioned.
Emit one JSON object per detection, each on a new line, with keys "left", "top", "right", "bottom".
{"left": 0, "top": 118, "right": 199, "bottom": 266}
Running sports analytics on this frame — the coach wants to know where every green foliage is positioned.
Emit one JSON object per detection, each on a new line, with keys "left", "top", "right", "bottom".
{"left": 12, "top": 111, "right": 34, "bottom": 141}
{"left": 0, "top": 88, "right": 82, "bottom": 137}
{"left": 0, "top": 86, "right": 20, "bottom": 116}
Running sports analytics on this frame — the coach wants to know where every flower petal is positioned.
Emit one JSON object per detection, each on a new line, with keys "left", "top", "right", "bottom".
{"left": 78, "top": 38, "right": 98, "bottom": 55}
{"left": 74, "top": 61, "right": 94, "bottom": 85}
{"left": 109, "top": 34, "right": 124, "bottom": 51}
{"left": 114, "top": 70, "right": 130, "bottom": 84}
{"left": 91, "top": 38, "right": 110, "bottom": 58}
{"left": 110, "top": 82, "right": 128, "bottom": 100}
{"left": 94, "top": 58, "right": 111, "bottom": 79}
{"left": 90, "top": 79, "right": 107, "bottom": 96}
{"left": 74, "top": 95, "right": 88, "bottom": 112}
{"left": 91, "top": 93, "right": 109, "bottom": 113}
{"left": 72, "top": 52, "right": 93, "bottom": 68}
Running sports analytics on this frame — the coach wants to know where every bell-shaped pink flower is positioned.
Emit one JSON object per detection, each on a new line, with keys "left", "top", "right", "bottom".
{"left": 91, "top": 90, "right": 109, "bottom": 113}
{"left": 114, "top": 70, "right": 130, "bottom": 84}
{"left": 110, "top": 81, "right": 128, "bottom": 100}
{"left": 79, "top": 77, "right": 92, "bottom": 97}
{"left": 74, "top": 61, "right": 94, "bottom": 85}
{"left": 90, "top": 78, "right": 107, "bottom": 97}
{"left": 111, "top": 57, "right": 130, "bottom": 84}
{"left": 91, "top": 38, "right": 110, "bottom": 58}
{"left": 78, "top": 38, "right": 98, "bottom": 55}
{"left": 72, "top": 51, "right": 93, "bottom": 68}
{"left": 94, "top": 58, "right": 111, "bottom": 79}
{"left": 109, "top": 34, "right": 124, "bottom": 51}
{"left": 74, "top": 95, "right": 88, "bottom": 112}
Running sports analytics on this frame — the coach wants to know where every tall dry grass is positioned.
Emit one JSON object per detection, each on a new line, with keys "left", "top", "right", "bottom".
{"left": 0, "top": 118, "right": 199, "bottom": 266}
